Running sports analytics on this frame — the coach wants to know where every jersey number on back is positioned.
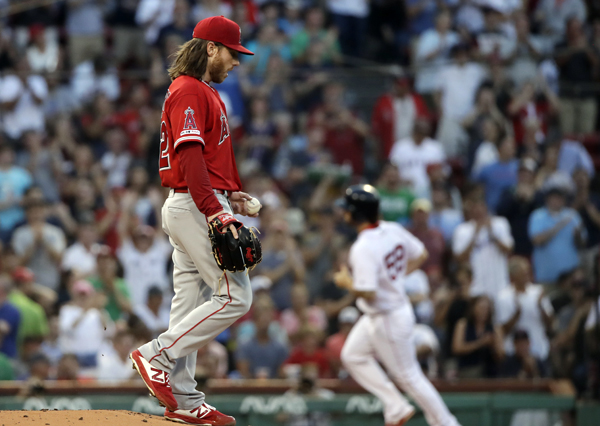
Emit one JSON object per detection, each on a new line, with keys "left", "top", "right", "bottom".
{"left": 159, "top": 121, "right": 171, "bottom": 170}
{"left": 384, "top": 244, "right": 405, "bottom": 280}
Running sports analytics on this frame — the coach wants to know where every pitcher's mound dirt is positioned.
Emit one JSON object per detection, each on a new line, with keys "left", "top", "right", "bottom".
{"left": 0, "top": 410, "right": 171, "bottom": 425}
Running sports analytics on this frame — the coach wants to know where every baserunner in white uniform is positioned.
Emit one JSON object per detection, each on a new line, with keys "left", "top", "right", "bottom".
{"left": 335, "top": 184, "right": 461, "bottom": 426}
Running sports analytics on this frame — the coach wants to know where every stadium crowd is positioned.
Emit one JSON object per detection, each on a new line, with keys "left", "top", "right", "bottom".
{"left": 0, "top": 0, "right": 598, "bottom": 401}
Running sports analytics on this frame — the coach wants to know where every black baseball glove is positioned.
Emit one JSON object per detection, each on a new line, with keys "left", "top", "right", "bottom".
{"left": 208, "top": 213, "right": 262, "bottom": 272}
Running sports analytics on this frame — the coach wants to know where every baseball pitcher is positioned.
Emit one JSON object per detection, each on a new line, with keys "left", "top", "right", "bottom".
{"left": 129, "top": 16, "right": 260, "bottom": 426}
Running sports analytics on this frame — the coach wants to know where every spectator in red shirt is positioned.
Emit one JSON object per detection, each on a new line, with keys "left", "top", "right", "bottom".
{"left": 285, "top": 326, "right": 331, "bottom": 378}
{"left": 371, "top": 75, "right": 430, "bottom": 162}
{"left": 507, "top": 80, "right": 559, "bottom": 146}
{"left": 112, "top": 83, "right": 149, "bottom": 156}
{"left": 408, "top": 199, "right": 446, "bottom": 274}
{"left": 325, "top": 306, "right": 359, "bottom": 378}
{"left": 307, "top": 82, "right": 369, "bottom": 176}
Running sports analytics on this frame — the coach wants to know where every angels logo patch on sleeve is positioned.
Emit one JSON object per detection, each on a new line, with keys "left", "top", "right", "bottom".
{"left": 181, "top": 107, "right": 201, "bottom": 136}
{"left": 218, "top": 109, "right": 230, "bottom": 145}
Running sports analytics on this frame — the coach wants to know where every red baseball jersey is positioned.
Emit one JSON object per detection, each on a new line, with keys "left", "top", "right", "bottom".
{"left": 158, "top": 75, "right": 242, "bottom": 191}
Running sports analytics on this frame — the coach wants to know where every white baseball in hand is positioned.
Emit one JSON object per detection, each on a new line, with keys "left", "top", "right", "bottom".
{"left": 245, "top": 197, "right": 262, "bottom": 215}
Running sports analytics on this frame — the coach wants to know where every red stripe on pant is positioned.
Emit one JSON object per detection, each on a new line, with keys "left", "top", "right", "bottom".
{"left": 149, "top": 273, "right": 233, "bottom": 363}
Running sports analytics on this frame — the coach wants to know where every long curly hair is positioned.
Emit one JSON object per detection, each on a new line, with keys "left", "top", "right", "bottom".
{"left": 168, "top": 38, "right": 223, "bottom": 81}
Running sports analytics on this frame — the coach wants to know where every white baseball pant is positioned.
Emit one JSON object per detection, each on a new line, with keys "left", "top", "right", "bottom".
{"left": 139, "top": 190, "right": 252, "bottom": 409}
{"left": 341, "top": 305, "right": 460, "bottom": 426}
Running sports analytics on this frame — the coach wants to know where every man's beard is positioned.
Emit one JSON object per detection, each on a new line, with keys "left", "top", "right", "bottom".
{"left": 208, "top": 55, "right": 227, "bottom": 84}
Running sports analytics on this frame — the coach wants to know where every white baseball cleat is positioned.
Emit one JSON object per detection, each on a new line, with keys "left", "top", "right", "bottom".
{"left": 385, "top": 405, "right": 416, "bottom": 426}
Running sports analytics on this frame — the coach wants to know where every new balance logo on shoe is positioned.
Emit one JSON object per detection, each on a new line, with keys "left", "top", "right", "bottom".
{"left": 191, "top": 404, "right": 213, "bottom": 419}
{"left": 151, "top": 367, "right": 170, "bottom": 386}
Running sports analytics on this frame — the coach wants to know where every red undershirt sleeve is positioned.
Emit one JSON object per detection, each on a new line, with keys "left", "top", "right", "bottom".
{"left": 177, "top": 142, "right": 223, "bottom": 217}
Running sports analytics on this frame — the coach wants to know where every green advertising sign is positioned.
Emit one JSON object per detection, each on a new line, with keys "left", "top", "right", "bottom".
{"left": 0, "top": 393, "right": 581, "bottom": 426}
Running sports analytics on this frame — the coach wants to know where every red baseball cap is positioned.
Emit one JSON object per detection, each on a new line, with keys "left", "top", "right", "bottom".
{"left": 193, "top": 16, "right": 254, "bottom": 56}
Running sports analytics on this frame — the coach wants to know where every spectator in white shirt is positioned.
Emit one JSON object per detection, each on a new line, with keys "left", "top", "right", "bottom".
{"left": 495, "top": 256, "right": 553, "bottom": 362}
{"left": 26, "top": 24, "right": 59, "bottom": 73}
{"left": 71, "top": 57, "right": 121, "bottom": 105}
{"left": 97, "top": 330, "right": 136, "bottom": 382}
{"left": 0, "top": 58, "right": 48, "bottom": 141}
{"left": 405, "top": 269, "right": 433, "bottom": 324}
{"left": 133, "top": 286, "right": 170, "bottom": 338}
{"left": 389, "top": 117, "right": 446, "bottom": 198}
{"left": 117, "top": 224, "right": 172, "bottom": 309}
{"left": 61, "top": 221, "right": 100, "bottom": 278}
{"left": 435, "top": 44, "right": 487, "bottom": 157}
{"left": 58, "top": 280, "right": 113, "bottom": 374}
{"left": 414, "top": 9, "right": 459, "bottom": 94}
{"left": 136, "top": 0, "right": 175, "bottom": 45}
{"left": 453, "top": 190, "right": 514, "bottom": 299}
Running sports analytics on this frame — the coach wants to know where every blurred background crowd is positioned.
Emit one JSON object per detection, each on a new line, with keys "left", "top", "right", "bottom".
{"left": 0, "top": 0, "right": 599, "bottom": 402}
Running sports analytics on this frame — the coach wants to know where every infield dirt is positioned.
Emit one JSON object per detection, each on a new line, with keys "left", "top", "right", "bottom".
{"left": 0, "top": 410, "right": 171, "bottom": 425}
